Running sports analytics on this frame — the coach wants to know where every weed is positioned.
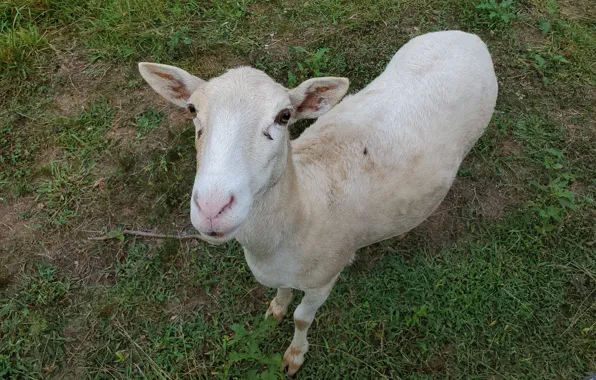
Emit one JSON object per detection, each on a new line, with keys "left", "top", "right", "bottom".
{"left": 220, "top": 318, "right": 282, "bottom": 379}
{"left": 404, "top": 304, "right": 429, "bottom": 328}
{"left": 529, "top": 51, "right": 569, "bottom": 86}
{"left": 287, "top": 46, "right": 330, "bottom": 86}
{"left": 105, "top": 227, "right": 125, "bottom": 241}
{"left": 168, "top": 26, "right": 193, "bottom": 49}
{"left": 528, "top": 173, "right": 577, "bottom": 234}
{"left": 538, "top": 18, "right": 552, "bottom": 36}
{"left": 476, "top": 0, "right": 517, "bottom": 27}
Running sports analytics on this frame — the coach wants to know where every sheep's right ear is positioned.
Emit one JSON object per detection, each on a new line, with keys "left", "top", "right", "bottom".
{"left": 138, "top": 63, "right": 205, "bottom": 108}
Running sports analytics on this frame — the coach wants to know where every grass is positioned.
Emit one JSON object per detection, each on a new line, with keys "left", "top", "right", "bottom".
{"left": 1, "top": 0, "right": 595, "bottom": 378}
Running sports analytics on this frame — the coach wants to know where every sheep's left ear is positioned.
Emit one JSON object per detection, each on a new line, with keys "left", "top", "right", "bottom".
{"left": 138, "top": 62, "right": 205, "bottom": 108}
{"left": 289, "top": 77, "right": 349, "bottom": 120}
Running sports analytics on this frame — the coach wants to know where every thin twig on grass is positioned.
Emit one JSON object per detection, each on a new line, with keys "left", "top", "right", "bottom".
{"left": 88, "top": 229, "right": 204, "bottom": 241}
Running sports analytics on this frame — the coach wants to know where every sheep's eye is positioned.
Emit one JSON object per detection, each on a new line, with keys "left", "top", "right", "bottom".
{"left": 188, "top": 104, "right": 197, "bottom": 114}
{"left": 274, "top": 109, "right": 292, "bottom": 125}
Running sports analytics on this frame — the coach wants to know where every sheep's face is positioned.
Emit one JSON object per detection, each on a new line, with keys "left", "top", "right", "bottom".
{"left": 139, "top": 63, "right": 348, "bottom": 243}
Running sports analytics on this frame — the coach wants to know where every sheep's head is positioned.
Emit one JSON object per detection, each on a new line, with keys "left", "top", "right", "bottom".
{"left": 139, "top": 63, "right": 349, "bottom": 243}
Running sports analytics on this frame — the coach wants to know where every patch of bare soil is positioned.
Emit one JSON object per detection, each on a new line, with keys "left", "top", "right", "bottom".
{"left": 168, "top": 284, "right": 219, "bottom": 320}
{"left": 0, "top": 196, "right": 38, "bottom": 243}
{"left": 421, "top": 343, "right": 457, "bottom": 374}
{"left": 105, "top": 125, "right": 136, "bottom": 140}
{"left": 551, "top": 101, "right": 596, "bottom": 142}
{"left": 558, "top": 0, "right": 596, "bottom": 21}
{"left": 50, "top": 53, "right": 191, "bottom": 172}
{"left": 461, "top": 172, "right": 520, "bottom": 222}
{"left": 52, "top": 53, "right": 167, "bottom": 135}
{"left": 244, "top": 285, "right": 269, "bottom": 314}
{"left": 189, "top": 50, "right": 247, "bottom": 79}
{"left": 0, "top": 201, "right": 122, "bottom": 286}
{"left": 0, "top": 197, "right": 65, "bottom": 265}
{"left": 0, "top": 196, "right": 55, "bottom": 284}
{"left": 165, "top": 104, "right": 194, "bottom": 128}
{"left": 500, "top": 138, "right": 523, "bottom": 156}
{"left": 417, "top": 172, "right": 520, "bottom": 247}
{"left": 511, "top": 9, "right": 545, "bottom": 50}
{"left": 417, "top": 199, "right": 465, "bottom": 246}
{"left": 60, "top": 315, "right": 90, "bottom": 380}
{"left": 34, "top": 146, "right": 62, "bottom": 169}
{"left": 109, "top": 86, "right": 161, "bottom": 132}
{"left": 53, "top": 56, "right": 105, "bottom": 116}
{"left": 356, "top": 237, "right": 404, "bottom": 268}
{"left": 516, "top": 25, "right": 545, "bottom": 50}
{"left": 474, "top": 185, "right": 516, "bottom": 221}
{"left": 54, "top": 238, "right": 119, "bottom": 284}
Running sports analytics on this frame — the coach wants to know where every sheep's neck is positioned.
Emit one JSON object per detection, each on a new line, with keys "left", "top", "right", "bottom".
{"left": 236, "top": 144, "right": 305, "bottom": 257}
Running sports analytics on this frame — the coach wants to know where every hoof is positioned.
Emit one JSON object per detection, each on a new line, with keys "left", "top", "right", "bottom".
{"left": 282, "top": 345, "right": 306, "bottom": 376}
{"left": 264, "top": 297, "right": 290, "bottom": 323}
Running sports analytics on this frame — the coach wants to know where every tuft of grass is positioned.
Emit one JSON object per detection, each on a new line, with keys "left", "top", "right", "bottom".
{"left": 54, "top": 98, "right": 115, "bottom": 159}
{"left": 134, "top": 109, "right": 165, "bottom": 137}
{"left": 0, "top": 263, "right": 73, "bottom": 378}
{"left": 0, "top": 24, "right": 48, "bottom": 78}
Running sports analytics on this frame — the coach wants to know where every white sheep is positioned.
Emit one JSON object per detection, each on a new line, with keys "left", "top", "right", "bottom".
{"left": 139, "top": 30, "right": 498, "bottom": 375}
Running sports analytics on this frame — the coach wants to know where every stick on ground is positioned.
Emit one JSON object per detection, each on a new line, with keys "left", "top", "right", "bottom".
{"left": 88, "top": 230, "right": 204, "bottom": 241}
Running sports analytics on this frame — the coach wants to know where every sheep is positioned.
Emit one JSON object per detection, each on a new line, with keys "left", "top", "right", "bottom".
{"left": 138, "top": 30, "right": 498, "bottom": 375}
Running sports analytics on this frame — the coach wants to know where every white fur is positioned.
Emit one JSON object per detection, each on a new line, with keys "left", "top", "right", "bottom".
{"left": 139, "top": 30, "right": 498, "bottom": 374}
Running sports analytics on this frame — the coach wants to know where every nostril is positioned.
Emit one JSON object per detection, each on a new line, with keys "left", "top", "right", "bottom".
{"left": 193, "top": 193, "right": 201, "bottom": 211}
{"left": 218, "top": 195, "right": 235, "bottom": 215}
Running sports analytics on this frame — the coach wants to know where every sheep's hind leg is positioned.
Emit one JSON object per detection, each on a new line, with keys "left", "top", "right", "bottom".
{"left": 265, "top": 288, "right": 294, "bottom": 323}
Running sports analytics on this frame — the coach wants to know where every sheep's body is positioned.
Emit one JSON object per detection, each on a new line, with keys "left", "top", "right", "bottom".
{"left": 139, "top": 30, "right": 497, "bottom": 374}
{"left": 239, "top": 31, "right": 498, "bottom": 292}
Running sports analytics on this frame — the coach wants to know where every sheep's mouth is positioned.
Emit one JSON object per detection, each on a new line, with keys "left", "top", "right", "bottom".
{"left": 199, "top": 224, "right": 241, "bottom": 244}
{"left": 208, "top": 231, "right": 225, "bottom": 238}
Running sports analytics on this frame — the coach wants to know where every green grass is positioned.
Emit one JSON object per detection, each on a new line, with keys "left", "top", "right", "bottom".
{"left": 1, "top": 0, "right": 595, "bottom": 378}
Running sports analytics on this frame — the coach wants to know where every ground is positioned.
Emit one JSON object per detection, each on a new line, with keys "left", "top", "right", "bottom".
{"left": 1, "top": 0, "right": 595, "bottom": 378}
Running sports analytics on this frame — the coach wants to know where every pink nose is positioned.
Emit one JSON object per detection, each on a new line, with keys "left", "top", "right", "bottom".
{"left": 194, "top": 193, "right": 235, "bottom": 220}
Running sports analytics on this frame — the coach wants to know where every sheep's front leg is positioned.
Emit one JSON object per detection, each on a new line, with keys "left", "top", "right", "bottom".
{"left": 282, "top": 277, "right": 338, "bottom": 375}
{"left": 265, "top": 288, "right": 294, "bottom": 323}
